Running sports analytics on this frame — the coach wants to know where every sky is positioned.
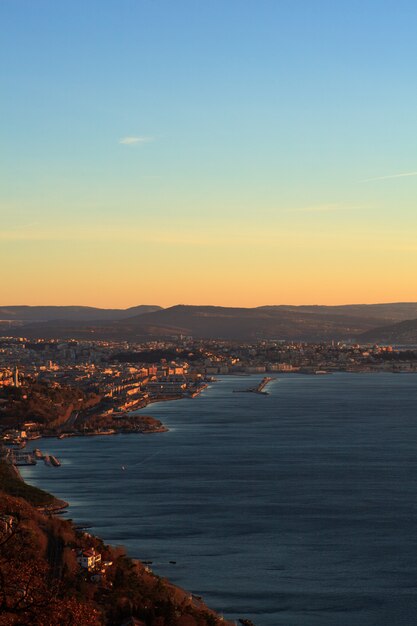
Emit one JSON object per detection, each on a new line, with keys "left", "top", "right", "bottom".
{"left": 1, "top": 0, "right": 416, "bottom": 308}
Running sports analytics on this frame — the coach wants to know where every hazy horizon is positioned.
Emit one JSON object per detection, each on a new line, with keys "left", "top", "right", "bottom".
{"left": 2, "top": 299, "right": 417, "bottom": 310}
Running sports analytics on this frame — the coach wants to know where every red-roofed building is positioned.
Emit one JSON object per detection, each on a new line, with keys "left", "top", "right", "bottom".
{"left": 77, "top": 548, "right": 101, "bottom": 571}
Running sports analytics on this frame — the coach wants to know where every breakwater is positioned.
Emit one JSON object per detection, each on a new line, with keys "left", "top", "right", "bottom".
{"left": 233, "top": 376, "right": 274, "bottom": 394}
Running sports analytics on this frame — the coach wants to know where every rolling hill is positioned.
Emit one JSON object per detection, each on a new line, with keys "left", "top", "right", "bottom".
{"left": 258, "top": 302, "right": 417, "bottom": 322}
{"left": 359, "top": 318, "right": 417, "bottom": 345}
{"left": 3, "top": 302, "right": 417, "bottom": 342}
{"left": 113, "top": 304, "right": 388, "bottom": 341}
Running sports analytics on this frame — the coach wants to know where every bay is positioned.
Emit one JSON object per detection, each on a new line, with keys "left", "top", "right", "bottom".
{"left": 21, "top": 373, "right": 417, "bottom": 625}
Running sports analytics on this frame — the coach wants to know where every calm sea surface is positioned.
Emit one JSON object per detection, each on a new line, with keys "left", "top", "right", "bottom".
{"left": 21, "top": 373, "right": 417, "bottom": 625}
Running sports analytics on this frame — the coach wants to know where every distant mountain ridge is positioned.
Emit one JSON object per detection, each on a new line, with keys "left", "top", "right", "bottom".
{"left": 258, "top": 302, "right": 417, "bottom": 321}
{"left": 2, "top": 302, "right": 417, "bottom": 342}
{"left": 0, "top": 304, "right": 162, "bottom": 322}
{"left": 110, "top": 304, "right": 395, "bottom": 341}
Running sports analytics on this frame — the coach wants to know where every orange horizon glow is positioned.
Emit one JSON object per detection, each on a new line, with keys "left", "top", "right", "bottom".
{"left": 3, "top": 294, "right": 417, "bottom": 310}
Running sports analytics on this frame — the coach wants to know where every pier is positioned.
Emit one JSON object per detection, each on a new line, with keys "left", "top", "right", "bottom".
{"left": 233, "top": 376, "right": 275, "bottom": 395}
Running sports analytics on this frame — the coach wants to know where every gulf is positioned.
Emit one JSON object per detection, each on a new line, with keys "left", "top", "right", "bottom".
{"left": 21, "top": 373, "right": 417, "bottom": 625}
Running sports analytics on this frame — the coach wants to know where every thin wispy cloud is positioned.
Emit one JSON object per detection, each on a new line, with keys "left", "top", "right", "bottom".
{"left": 119, "top": 136, "right": 154, "bottom": 145}
{"left": 363, "top": 171, "right": 417, "bottom": 182}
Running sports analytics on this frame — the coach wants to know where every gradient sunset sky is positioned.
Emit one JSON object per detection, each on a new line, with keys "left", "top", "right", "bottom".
{"left": 1, "top": 0, "right": 416, "bottom": 308}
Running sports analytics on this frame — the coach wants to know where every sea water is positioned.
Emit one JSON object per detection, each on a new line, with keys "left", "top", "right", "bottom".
{"left": 21, "top": 373, "right": 417, "bottom": 625}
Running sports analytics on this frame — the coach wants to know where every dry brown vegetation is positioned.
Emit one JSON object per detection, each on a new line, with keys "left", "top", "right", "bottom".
{"left": 0, "top": 490, "right": 230, "bottom": 626}
{"left": 0, "top": 381, "right": 101, "bottom": 429}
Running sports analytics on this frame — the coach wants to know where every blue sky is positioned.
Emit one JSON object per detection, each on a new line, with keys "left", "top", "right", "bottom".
{"left": 1, "top": 0, "right": 416, "bottom": 306}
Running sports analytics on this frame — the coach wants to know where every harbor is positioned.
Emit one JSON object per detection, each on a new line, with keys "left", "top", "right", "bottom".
{"left": 2, "top": 445, "right": 62, "bottom": 468}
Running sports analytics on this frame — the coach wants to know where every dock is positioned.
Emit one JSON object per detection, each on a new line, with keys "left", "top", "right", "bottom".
{"left": 11, "top": 453, "right": 37, "bottom": 466}
{"left": 233, "top": 376, "right": 275, "bottom": 395}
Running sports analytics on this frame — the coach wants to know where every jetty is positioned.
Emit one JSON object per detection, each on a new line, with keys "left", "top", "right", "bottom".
{"left": 187, "top": 383, "right": 209, "bottom": 398}
{"left": 43, "top": 454, "right": 62, "bottom": 467}
{"left": 233, "top": 376, "right": 275, "bottom": 395}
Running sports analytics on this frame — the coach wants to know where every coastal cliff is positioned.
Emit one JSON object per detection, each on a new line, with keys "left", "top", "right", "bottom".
{"left": 0, "top": 459, "right": 233, "bottom": 626}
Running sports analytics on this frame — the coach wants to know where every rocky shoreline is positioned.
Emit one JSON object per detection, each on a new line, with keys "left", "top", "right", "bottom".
{"left": 1, "top": 454, "right": 236, "bottom": 625}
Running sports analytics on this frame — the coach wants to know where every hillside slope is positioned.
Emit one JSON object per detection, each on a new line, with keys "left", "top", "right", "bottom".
{"left": 359, "top": 318, "right": 417, "bottom": 344}
{"left": 112, "top": 304, "right": 387, "bottom": 341}
{"left": 259, "top": 302, "right": 417, "bottom": 322}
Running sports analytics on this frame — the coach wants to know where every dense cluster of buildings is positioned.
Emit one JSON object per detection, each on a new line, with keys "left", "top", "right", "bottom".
{"left": 1, "top": 336, "right": 417, "bottom": 394}
{"left": 0, "top": 336, "right": 416, "bottom": 439}
{"left": 0, "top": 337, "right": 415, "bottom": 439}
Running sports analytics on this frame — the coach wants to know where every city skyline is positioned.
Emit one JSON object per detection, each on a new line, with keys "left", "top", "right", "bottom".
{"left": 1, "top": 1, "right": 416, "bottom": 307}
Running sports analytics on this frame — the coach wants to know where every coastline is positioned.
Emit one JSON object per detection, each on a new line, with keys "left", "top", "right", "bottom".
{"left": 11, "top": 381, "right": 212, "bottom": 445}
{"left": 11, "top": 461, "right": 70, "bottom": 512}
{"left": 8, "top": 372, "right": 415, "bottom": 625}
{"left": 49, "top": 384, "right": 210, "bottom": 440}
{"left": 0, "top": 456, "right": 69, "bottom": 510}
{"left": 9, "top": 462, "right": 236, "bottom": 626}
{"left": 8, "top": 383, "right": 238, "bottom": 625}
